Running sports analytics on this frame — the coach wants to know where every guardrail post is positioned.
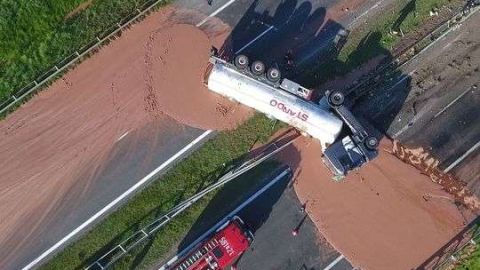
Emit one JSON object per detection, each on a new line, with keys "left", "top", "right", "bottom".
{"left": 34, "top": 80, "right": 38, "bottom": 86}
{"left": 96, "top": 261, "right": 104, "bottom": 269}
{"left": 75, "top": 51, "right": 80, "bottom": 57}
{"left": 54, "top": 65, "right": 59, "bottom": 71}
{"left": 450, "top": 255, "right": 457, "bottom": 261}
{"left": 470, "top": 239, "right": 477, "bottom": 245}
{"left": 12, "top": 95, "right": 17, "bottom": 101}
{"left": 96, "top": 36, "right": 101, "bottom": 42}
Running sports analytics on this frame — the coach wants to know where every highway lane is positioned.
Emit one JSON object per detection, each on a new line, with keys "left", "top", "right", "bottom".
{"left": 16, "top": 123, "right": 209, "bottom": 270}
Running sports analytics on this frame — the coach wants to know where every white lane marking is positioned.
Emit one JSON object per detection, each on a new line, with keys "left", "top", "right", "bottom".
{"left": 443, "top": 141, "right": 480, "bottom": 173}
{"left": 348, "top": 0, "right": 385, "bottom": 28}
{"left": 116, "top": 131, "right": 130, "bottom": 142}
{"left": 323, "top": 254, "right": 345, "bottom": 270}
{"left": 159, "top": 168, "right": 291, "bottom": 270}
{"left": 434, "top": 87, "right": 474, "bottom": 119}
{"left": 22, "top": 130, "right": 213, "bottom": 270}
{"left": 235, "top": 25, "right": 275, "bottom": 54}
{"left": 195, "top": 0, "right": 238, "bottom": 27}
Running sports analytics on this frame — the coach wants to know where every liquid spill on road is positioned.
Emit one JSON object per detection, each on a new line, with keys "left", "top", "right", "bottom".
{"left": 277, "top": 137, "right": 467, "bottom": 270}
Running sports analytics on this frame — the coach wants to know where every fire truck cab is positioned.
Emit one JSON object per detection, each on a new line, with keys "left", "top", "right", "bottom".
{"left": 171, "top": 216, "right": 253, "bottom": 270}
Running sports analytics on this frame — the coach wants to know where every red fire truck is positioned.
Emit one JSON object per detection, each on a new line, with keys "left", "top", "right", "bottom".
{"left": 170, "top": 216, "right": 253, "bottom": 270}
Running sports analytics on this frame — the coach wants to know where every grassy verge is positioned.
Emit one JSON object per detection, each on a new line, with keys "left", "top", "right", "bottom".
{"left": 457, "top": 247, "right": 480, "bottom": 269}
{"left": 0, "top": 0, "right": 171, "bottom": 101}
{"left": 25, "top": 0, "right": 462, "bottom": 269}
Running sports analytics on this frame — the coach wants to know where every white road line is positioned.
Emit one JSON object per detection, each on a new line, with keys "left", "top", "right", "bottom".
{"left": 116, "top": 131, "right": 130, "bottom": 142}
{"left": 195, "top": 0, "right": 238, "bottom": 27}
{"left": 235, "top": 25, "right": 275, "bottom": 54}
{"left": 323, "top": 254, "right": 345, "bottom": 270}
{"left": 434, "top": 86, "right": 474, "bottom": 119}
{"left": 22, "top": 130, "right": 213, "bottom": 270}
{"left": 158, "top": 168, "right": 291, "bottom": 270}
{"left": 347, "top": 0, "right": 385, "bottom": 28}
{"left": 443, "top": 141, "right": 480, "bottom": 173}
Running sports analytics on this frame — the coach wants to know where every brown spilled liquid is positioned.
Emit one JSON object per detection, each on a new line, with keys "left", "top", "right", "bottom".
{"left": 278, "top": 137, "right": 466, "bottom": 270}
{"left": 146, "top": 23, "right": 251, "bottom": 131}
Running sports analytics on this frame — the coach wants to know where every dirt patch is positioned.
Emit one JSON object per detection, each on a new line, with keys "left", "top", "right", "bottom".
{"left": 279, "top": 137, "right": 467, "bottom": 270}
{"left": 65, "top": 0, "right": 93, "bottom": 20}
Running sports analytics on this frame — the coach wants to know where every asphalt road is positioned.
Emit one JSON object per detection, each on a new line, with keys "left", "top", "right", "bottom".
{"left": 16, "top": 0, "right": 392, "bottom": 269}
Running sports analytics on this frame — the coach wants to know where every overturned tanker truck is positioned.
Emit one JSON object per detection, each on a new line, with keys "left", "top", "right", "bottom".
{"left": 205, "top": 51, "right": 378, "bottom": 179}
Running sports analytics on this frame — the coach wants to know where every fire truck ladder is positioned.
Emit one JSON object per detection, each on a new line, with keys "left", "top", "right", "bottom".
{"left": 174, "top": 238, "right": 220, "bottom": 270}
{"left": 85, "top": 129, "right": 299, "bottom": 270}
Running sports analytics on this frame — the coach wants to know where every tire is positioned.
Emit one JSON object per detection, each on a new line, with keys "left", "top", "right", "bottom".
{"left": 210, "top": 46, "right": 219, "bottom": 56}
{"left": 266, "top": 67, "right": 281, "bottom": 82}
{"left": 234, "top": 55, "right": 249, "bottom": 69}
{"left": 328, "top": 91, "right": 345, "bottom": 106}
{"left": 251, "top": 60, "right": 266, "bottom": 75}
{"left": 365, "top": 136, "right": 379, "bottom": 150}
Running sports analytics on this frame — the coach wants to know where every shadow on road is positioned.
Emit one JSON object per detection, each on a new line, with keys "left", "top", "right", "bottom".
{"left": 177, "top": 163, "right": 291, "bottom": 250}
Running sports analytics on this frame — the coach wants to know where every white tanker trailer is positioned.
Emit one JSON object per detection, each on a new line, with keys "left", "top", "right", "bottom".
{"left": 206, "top": 52, "right": 378, "bottom": 179}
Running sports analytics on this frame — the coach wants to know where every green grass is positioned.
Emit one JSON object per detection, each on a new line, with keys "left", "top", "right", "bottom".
{"left": 338, "top": 0, "right": 459, "bottom": 67}
{"left": 0, "top": 0, "right": 171, "bottom": 101}
{"left": 457, "top": 248, "right": 480, "bottom": 270}
{"left": 455, "top": 227, "right": 480, "bottom": 270}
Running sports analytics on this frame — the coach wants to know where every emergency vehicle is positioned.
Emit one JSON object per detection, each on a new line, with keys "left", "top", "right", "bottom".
{"left": 170, "top": 216, "right": 253, "bottom": 270}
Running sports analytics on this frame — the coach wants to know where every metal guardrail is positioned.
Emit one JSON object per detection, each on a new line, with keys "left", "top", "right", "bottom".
{"left": 85, "top": 131, "right": 298, "bottom": 269}
{"left": 0, "top": 0, "right": 169, "bottom": 116}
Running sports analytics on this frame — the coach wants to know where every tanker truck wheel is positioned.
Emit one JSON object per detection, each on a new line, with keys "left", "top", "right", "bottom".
{"left": 234, "top": 55, "right": 249, "bottom": 69}
{"left": 365, "top": 136, "right": 379, "bottom": 150}
{"left": 328, "top": 91, "right": 345, "bottom": 106}
{"left": 266, "top": 67, "right": 281, "bottom": 82}
{"left": 251, "top": 60, "right": 266, "bottom": 76}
